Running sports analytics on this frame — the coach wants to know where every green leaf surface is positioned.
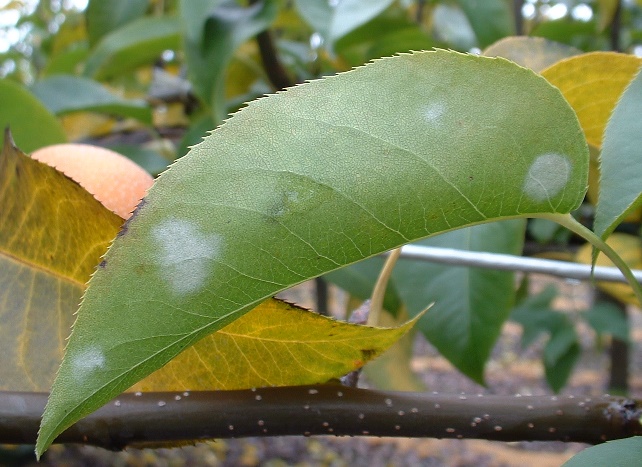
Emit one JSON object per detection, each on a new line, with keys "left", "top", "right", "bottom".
{"left": 0, "top": 131, "right": 122, "bottom": 392}
{"left": 37, "top": 50, "right": 589, "bottom": 455}
{"left": 483, "top": 36, "right": 582, "bottom": 72}
{"left": 456, "top": 0, "right": 514, "bottom": 49}
{"left": 0, "top": 79, "right": 66, "bottom": 153}
{"left": 432, "top": 4, "right": 477, "bottom": 50}
{"left": 84, "top": 16, "right": 181, "bottom": 80}
{"left": 295, "top": 0, "right": 393, "bottom": 46}
{"left": 593, "top": 68, "right": 642, "bottom": 239}
{"left": 86, "top": 0, "right": 149, "bottom": 47}
{"left": 335, "top": 12, "right": 435, "bottom": 67}
{"left": 108, "top": 144, "right": 171, "bottom": 176}
{"left": 181, "top": 0, "right": 278, "bottom": 121}
{"left": 31, "top": 75, "right": 152, "bottom": 124}
{"left": 583, "top": 302, "right": 629, "bottom": 343}
{"left": 562, "top": 437, "right": 642, "bottom": 467}
{"left": 511, "top": 286, "right": 579, "bottom": 392}
{"left": 392, "top": 221, "right": 525, "bottom": 384}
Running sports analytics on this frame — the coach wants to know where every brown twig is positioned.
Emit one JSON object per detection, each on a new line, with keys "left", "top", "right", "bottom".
{"left": 3, "top": 388, "right": 641, "bottom": 450}
{"left": 249, "top": 0, "right": 294, "bottom": 90}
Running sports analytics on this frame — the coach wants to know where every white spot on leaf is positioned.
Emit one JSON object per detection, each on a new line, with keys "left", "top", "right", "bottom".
{"left": 523, "top": 153, "right": 571, "bottom": 202}
{"left": 71, "top": 347, "right": 105, "bottom": 380}
{"left": 423, "top": 102, "right": 446, "bottom": 123}
{"left": 153, "top": 219, "right": 222, "bottom": 295}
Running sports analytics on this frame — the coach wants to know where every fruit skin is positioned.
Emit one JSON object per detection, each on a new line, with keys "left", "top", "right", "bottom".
{"left": 31, "top": 144, "right": 154, "bottom": 219}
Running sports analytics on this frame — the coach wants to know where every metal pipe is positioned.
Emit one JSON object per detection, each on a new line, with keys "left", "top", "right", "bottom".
{"left": 396, "top": 245, "right": 642, "bottom": 284}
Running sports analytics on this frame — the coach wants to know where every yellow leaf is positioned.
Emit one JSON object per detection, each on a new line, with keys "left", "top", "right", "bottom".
{"left": 483, "top": 36, "right": 581, "bottom": 72}
{"left": 576, "top": 233, "right": 642, "bottom": 306}
{"left": 0, "top": 130, "right": 123, "bottom": 391}
{"left": 541, "top": 52, "right": 642, "bottom": 148}
{"left": 131, "top": 298, "right": 421, "bottom": 391}
{"left": 360, "top": 302, "right": 426, "bottom": 392}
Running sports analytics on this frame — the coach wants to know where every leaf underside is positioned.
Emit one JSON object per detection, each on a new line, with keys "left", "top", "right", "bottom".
{"left": 38, "top": 50, "right": 589, "bottom": 455}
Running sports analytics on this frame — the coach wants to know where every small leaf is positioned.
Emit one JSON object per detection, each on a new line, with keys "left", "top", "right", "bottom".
{"left": 0, "top": 80, "right": 66, "bottom": 153}
{"left": 562, "top": 437, "right": 642, "bottom": 467}
{"left": 181, "top": 0, "right": 278, "bottom": 120}
{"left": 86, "top": 0, "right": 149, "bottom": 47}
{"left": 511, "top": 286, "right": 579, "bottom": 392}
{"left": 0, "top": 130, "right": 122, "bottom": 391}
{"left": 392, "top": 221, "right": 525, "bottom": 384}
{"left": 131, "top": 298, "right": 420, "bottom": 391}
{"left": 84, "top": 16, "right": 181, "bottom": 80}
{"left": 456, "top": 0, "right": 514, "bottom": 48}
{"left": 38, "top": 50, "right": 589, "bottom": 455}
{"left": 593, "top": 68, "right": 642, "bottom": 239}
{"left": 31, "top": 75, "right": 152, "bottom": 124}
{"left": 432, "top": 4, "right": 476, "bottom": 50}
{"left": 583, "top": 302, "right": 629, "bottom": 343}
{"left": 483, "top": 36, "right": 581, "bottom": 72}
{"left": 295, "top": 0, "right": 393, "bottom": 46}
{"left": 541, "top": 52, "right": 642, "bottom": 148}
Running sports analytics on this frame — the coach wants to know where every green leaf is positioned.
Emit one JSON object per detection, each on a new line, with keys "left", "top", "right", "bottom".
{"left": 563, "top": 437, "right": 642, "bottom": 467}
{"left": 544, "top": 334, "right": 580, "bottom": 393}
{"left": 583, "top": 302, "right": 629, "bottom": 343}
{"left": 432, "top": 3, "right": 477, "bottom": 50}
{"left": 391, "top": 221, "right": 525, "bottom": 384}
{"left": 42, "top": 45, "right": 89, "bottom": 76}
{"left": 511, "top": 286, "right": 579, "bottom": 392}
{"left": 181, "top": 0, "right": 278, "bottom": 121}
{"left": 335, "top": 11, "right": 435, "bottom": 67}
{"left": 31, "top": 75, "right": 152, "bottom": 124}
{"left": 483, "top": 36, "right": 582, "bottom": 72}
{"left": 108, "top": 144, "right": 171, "bottom": 177}
{"left": 456, "top": 0, "right": 514, "bottom": 49}
{"left": 131, "top": 298, "right": 420, "bottom": 391}
{"left": 0, "top": 131, "right": 122, "bottom": 391}
{"left": 0, "top": 79, "right": 66, "bottom": 153}
{"left": 593, "top": 68, "right": 642, "bottom": 239}
{"left": 86, "top": 0, "right": 149, "bottom": 47}
{"left": 295, "top": 0, "right": 394, "bottom": 46}
{"left": 84, "top": 16, "right": 181, "bottom": 80}
{"left": 37, "top": 50, "right": 589, "bottom": 455}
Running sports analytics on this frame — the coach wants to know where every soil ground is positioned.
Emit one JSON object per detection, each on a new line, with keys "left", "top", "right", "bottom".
{"left": 14, "top": 274, "right": 642, "bottom": 466}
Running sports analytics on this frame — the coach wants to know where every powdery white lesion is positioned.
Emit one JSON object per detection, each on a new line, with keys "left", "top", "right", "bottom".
{"left": 70, "top": 347, "right": 105, "bottom": 380}
{"left": 152, "top": 218, "right": 223, "bottom": 296}
{"left": 522, "top": 153, "right": 571, "bottom": 203}
{"left": 422, "top": 102, "right": 446, "bottom": 124}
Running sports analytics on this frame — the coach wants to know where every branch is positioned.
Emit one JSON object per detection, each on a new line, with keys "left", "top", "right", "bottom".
{"left": 2, "top": 387, "right": 641, "bottom": 450}
{"left": 249, "top": 0, "right": 294, "bottom": 90}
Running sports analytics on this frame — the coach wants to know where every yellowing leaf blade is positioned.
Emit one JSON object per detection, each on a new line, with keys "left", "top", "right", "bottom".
{"left": 541, "top": 52, "right": 642, "bottom": 148}
{"left": 0, "top": 131, "right": 123, "bottom": 391}
{"left": 132, "top": 298, "right": 420, "bottom": 391}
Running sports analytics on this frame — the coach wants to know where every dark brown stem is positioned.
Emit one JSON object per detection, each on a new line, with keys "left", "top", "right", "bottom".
{"left": 610, "top": 0, "right": 622, "bottom": 52}
{"left": 513, "top": 0, "right": 524, "bottom": 35}
{"left": 249, "top": 0, "right": 294, "bottom": 90}
{"left": 2, "top": 387, "right": 641, "bottom": 450}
